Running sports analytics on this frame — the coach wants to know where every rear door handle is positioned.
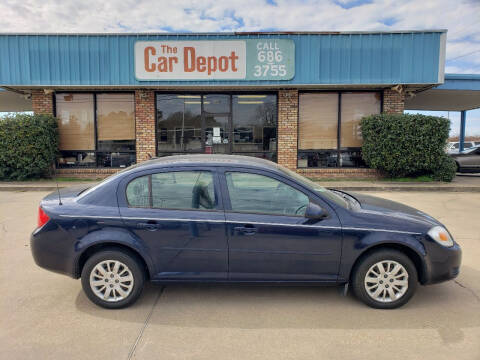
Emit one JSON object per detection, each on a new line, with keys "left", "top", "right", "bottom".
{"left": 137, "top": 221, "right": 160, "bottom": 231}
{"left": 234, "top": 225, "right": 257, "bottom": 235}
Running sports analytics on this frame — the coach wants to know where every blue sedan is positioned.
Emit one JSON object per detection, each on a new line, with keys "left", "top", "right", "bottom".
{"left": 31, "top": 155, "right": 461, "bottom": 309}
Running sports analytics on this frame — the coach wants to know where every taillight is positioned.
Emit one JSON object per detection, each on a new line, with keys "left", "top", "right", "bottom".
{"left": 37, "top": 207, "right": 50, "bottom": 228}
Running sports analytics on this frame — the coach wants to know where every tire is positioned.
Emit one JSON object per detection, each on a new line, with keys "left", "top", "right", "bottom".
{"left": 81, "top": 248, "right": 145, "bottom": 309}
{"left": 351, "top": 249, "right": 418, "bottom": 309}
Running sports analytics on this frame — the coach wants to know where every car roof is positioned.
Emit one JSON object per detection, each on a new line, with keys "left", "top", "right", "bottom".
{"left": 132, "top": 154, "right": 282, "bottom": 172}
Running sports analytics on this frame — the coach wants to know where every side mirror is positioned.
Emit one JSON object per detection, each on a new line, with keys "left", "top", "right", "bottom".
{"left": 305, "top": 201, "right": 329, "bottom": 220}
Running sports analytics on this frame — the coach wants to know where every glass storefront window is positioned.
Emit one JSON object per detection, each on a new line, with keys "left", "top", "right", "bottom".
{"left": 97, "top": 93, "right": 136, "bottom": 168}
{"left": 298, "top": 92, "right": 380, "bottom": 168}
{"left": 157, "top": 94, "right": 202, "bottom": 152}
{"left": 56, "top": 93, "right": 96, "bottom": 167}
{"left": 56, "top": 93, "right": 95, "bottom": 151}
{"left": 340, "top": 92, "right": 381, "bottom": 167}
{"left": 56, "top": 93, "right": 136, "bottom": 168}
{"left": 232, "top": 94, "right": 277, "bottom": 157}
{"left": 156, "top": 93, "right": 277, "bottom": 161}
{"left": 298, "top": 93, "right": 338, "bottom": 168}
{"left": 203, "top": 94, "right": 230, "bottom": 113}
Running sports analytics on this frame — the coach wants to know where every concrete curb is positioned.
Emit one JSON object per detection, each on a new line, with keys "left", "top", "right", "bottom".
{"left": 0, "top": 186, "right": 62, "bottom": 192}
{"left": 327, "top": 186, "right": 480, "bottom": 192}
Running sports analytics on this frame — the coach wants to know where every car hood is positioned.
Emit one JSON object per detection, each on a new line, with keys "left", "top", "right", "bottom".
{"left": 349, "top": 192, "right": 442, "bottom": 228}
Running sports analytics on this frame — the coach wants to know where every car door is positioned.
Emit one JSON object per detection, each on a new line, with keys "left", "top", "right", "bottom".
{"left": 220, "top": 168, "right": 343, "bottom": 282}
{"left": 462, "top": 147, "right": 480, "bottom": 169}
{"left": 118, "top": 167, "right": 228, "bottom": 280}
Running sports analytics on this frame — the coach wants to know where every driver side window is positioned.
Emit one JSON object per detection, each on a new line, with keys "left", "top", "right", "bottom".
{"left": 225, "top": 172, "right": 309, "bottom": 216}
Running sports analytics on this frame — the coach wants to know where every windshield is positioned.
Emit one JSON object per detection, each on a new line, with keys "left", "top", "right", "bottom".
{"left": 275, "top": 165, "right": 349, "bottom": 208}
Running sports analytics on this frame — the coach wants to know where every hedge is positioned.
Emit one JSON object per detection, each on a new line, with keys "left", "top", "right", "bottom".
{"left": 360, "top": 113, "right": 455, "bottom": 181}
{"left": 0, "top": 113, "right": 58, "bottom": 180}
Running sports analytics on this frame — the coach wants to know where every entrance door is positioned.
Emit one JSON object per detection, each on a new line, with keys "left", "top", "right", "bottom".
{"left": 203, "top": 94, "right": 231, "bottom": 154}
{"left": 155, "top": 93, "right": 278, "bottom": 161}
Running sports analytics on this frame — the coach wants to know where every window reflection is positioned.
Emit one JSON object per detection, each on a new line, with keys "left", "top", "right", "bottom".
{"left": 232, "top": 94, "right": 277, "bottom": 154}
{"left": 298, "top": 92, "right": 380, "bottom": 168}
{"left": 96, "top": 93, "right": 136, "bottom": 168}
{"left": 56, "top": 93, "right": 96, "bottom": 167}
{"left": 157, "top": 94, "right": 202, "bottom": 152}
{"left": 156, "top": 93, "right": 278, "bottom": 161}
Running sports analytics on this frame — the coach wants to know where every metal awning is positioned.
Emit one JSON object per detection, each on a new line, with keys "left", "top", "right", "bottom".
{"left": 405, "top": 74, "right": 480, "bottom": 111}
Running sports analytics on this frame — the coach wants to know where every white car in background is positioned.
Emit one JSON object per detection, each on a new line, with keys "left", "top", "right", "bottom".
{"left": 447, "top": 141, "right": 477, "bottom": 154}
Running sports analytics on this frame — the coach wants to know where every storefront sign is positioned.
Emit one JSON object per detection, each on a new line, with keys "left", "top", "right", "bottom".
{"left": 135, "top": 39, "right": 294, "bottom": 81}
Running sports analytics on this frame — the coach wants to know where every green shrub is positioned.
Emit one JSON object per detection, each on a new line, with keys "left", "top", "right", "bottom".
{"left": 433, "top": 155, "right": 457, "bottom": 182}
{"left": 0, "top": 113, "right": 58, "bottom": 180}
{"left": 360, "top": 113, "right": 455, "bottom": 181}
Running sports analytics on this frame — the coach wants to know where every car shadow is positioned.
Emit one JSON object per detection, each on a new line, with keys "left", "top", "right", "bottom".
{"left": 75, "top": 265, "right": 480, "bottom": 345}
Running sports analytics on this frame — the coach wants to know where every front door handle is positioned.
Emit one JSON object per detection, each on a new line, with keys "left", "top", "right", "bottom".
{"left": 137, "top": 221, "right": 160, "bottom": 231}
{"left": 234, "top": 225, "right": 257, "bottom": 236}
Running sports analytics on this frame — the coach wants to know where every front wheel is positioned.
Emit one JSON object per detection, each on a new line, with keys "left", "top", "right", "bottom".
{"left": 352, "top": 249, "right": 418, "bottom": 309}
{"left": 81, "top": 249, "right": 145, "bottom": 309}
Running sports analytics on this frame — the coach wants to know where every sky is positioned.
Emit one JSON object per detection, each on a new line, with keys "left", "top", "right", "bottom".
{"left": 0, "top": 0, "right": 479, "bottom": 135}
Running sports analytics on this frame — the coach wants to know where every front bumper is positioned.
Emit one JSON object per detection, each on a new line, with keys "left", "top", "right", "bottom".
{"left": 422, "top": 241, "right": 462, "bottom": 285}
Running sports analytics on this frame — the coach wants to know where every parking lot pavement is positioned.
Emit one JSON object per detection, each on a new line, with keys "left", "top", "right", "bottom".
{"left": 0, "top": 191, "right": 479, "bottom": 360}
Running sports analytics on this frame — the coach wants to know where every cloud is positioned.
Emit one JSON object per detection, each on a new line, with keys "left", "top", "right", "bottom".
{"left": 0, "top": 0, "right": 478, "bottom": 73}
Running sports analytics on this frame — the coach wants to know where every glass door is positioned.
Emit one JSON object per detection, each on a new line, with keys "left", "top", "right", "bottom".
{"left": 156, "top": 93, "right": 277, "bottom": 160}
{"left": 202, "top": 94, "right": 231, "bottom": 154}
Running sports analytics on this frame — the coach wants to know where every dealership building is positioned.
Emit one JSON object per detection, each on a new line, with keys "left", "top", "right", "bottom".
{"left": 1, "top": 31, "right": 479, "bottom": 178}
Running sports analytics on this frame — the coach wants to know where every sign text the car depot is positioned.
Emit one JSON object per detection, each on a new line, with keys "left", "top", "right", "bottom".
{"left": 135, "top": 39, "right": 294, "bottom": 81}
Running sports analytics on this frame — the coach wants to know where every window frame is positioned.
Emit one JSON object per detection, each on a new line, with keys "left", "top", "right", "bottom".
{"left": 219, "top": 167, "right": 314, "bottom": 218}
{"left": 123, "top": 167, "right": 223, "bottom": 213}
{"left": 297, "top": 90, "right": 383, "bottom": 169}
{"left": 54, "top": 91, "right": 136, "bottom": 168}
{"left": 155, "top": 91, "right": 278, "bottom": 160}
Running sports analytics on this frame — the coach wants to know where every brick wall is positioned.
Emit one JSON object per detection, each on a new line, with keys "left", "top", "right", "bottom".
{"left": 297, "top": 167, "right": 380, "bottom": 180}
{"left": 277, "top": 89, "right": 298, "bottom": 170}
{"left": 383, "top": 89, "right": 405, "bottom": 113}
{"left": 135, "top": 90, "right": 156, "bottom": 163}
{"left": 31, "top": 90, "right": 54, "bottom": 115}
{"left": 57, "top": 168, "right": 120, "bottom": 179}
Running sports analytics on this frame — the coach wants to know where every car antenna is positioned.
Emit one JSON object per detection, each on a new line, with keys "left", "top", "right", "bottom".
{"left": 52, "top": 162, "right": 62, "bottom": 206}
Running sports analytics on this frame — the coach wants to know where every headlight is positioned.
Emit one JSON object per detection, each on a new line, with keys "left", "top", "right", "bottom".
{"left": 427, "top": 226, "right": 454, "bottom": 247}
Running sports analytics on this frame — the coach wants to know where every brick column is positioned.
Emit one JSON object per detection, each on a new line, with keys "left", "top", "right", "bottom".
{"left": 135, "top": 90, "right": 156, "bottom": 163}
{"left": 277, "top": 89, "right": 298, "bottom": 170}
{"left": 383, "top": 89, "right": 405, "bottom": 113}
{"left": 31, "top": 90, "right": 54, "bottom": 115}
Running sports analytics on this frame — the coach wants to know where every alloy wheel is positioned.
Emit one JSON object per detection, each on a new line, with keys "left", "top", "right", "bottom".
{"left": 89, "top": 260, "right": 134, "bottom": 302}
{"left": 364, "top": 260, "right": 409, "bottom": 303}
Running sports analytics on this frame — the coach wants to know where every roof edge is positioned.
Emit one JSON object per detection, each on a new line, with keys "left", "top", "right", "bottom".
{"left": 445, "top": 74, "right": 480, "bottom": 80}
{"left": 0, "top": 30, "right": 448, "bottom": 36}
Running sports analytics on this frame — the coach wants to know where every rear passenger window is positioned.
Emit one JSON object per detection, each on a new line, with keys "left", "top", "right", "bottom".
{"left": 126, "top": 171, "right": 216, "bottom": 210}
{"left": 126, "top": 176, "right": 150, "bottom": 207}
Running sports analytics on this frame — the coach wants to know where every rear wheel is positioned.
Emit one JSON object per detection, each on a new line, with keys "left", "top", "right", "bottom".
{"left": 81, "top": 249, "right": 145, "bottom": 309}
{"left": 352, "top": 249, "right": 418, "bottom": 309}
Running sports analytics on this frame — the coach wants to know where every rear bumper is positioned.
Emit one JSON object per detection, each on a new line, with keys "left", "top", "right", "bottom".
{"left": 30, "top": 222, "right": 77, "bottom": 278}
{"left": 422, "top": 242, "right": 462, "bottom": 285}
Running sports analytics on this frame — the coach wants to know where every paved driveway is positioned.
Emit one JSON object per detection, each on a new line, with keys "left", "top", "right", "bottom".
{"left": 0, "top": 191, "right": 479, "bottom": 360}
